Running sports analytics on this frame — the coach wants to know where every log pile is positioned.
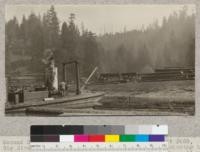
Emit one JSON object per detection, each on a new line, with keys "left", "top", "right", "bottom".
{"left": 98, "top": 72, "right": 137, "bottom": 83}
{"left": 139, "top": 67, "right": 194, "bottom": 82}
{"left": 97, "top": 67, "right": 194, "bottom": 83}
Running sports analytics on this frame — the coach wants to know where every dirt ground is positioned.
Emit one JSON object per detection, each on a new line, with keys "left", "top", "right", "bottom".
{"left": 85, "top": 80, "right": 195, "bottom": 115}
{"left": 45, "top": 80, "right": 195, "bottom": 116}
{"left": 87, "top": 80, "right": 194, "bottom": 96}
{"left": 6, "top": 80, "right": 195, "bottom": 116}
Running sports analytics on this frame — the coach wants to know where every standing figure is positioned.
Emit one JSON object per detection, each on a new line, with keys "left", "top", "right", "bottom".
{"left": 59, "top": 81, "right": 66, "bottom": 96}
{"left": 43, "top": 49, "right": 58, "bottom": 91}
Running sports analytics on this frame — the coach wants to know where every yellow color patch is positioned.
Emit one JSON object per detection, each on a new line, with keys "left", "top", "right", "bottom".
{"left": 105, "top": 135, "right": 119, "bottom": 142}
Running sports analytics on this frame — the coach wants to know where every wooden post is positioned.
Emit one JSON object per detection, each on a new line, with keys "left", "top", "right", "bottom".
{"left": 62, "top": 63, "right": 66, "bottom": 82}
{"left": 75, "top": 61, "right": 81, "bottom": 95}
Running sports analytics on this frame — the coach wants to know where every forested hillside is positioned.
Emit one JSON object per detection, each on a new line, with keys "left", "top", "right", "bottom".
{"left": 5, "top": 6, "right": 195, "bottom": 80}
{"left": 97, "top": 7, "right": 195, "bottom": 73}
{"left": 6, "top": 6, "right": 100, "bottom": 79}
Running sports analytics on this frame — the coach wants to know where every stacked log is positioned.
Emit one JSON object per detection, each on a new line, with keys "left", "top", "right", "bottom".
{"left": 98, "top": 72, "right": 137, "bottom": 83}
{"left": 139, "top": 67, "right": 194, "bottom": 82}
{"left": 97, "top": 67, "right": 194, "bottom": 83}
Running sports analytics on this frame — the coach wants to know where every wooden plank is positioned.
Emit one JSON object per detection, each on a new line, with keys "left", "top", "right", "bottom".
{"left": 6, "top": 92, "right": 104, "bottom": 111}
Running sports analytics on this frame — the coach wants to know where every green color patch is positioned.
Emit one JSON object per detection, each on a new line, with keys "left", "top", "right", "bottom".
{"left": 120, "top": 135, "right": 135, "bottom": 142}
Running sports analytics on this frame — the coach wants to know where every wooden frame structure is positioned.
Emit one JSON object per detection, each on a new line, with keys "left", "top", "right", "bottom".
{"left": 62, "top": 61, "right": 81, "bottom": 95}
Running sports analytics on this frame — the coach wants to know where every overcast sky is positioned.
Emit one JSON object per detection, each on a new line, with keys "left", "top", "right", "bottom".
{"left": 6, "top": 5, "right": 195, "bottom": 35}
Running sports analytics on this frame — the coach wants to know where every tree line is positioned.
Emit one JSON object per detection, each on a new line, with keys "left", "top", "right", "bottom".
{"left": 6, "top": 6, "right": 195, "bottom": 81}
{"left": 6, "top": 6, "right": 99, "bottom": 81}
{"left": 97, "top": 7, "right": 195, "bottom": 73}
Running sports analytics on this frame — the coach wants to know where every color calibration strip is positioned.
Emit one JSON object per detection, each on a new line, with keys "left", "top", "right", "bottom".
{"left": 31, "top": 125, "right": 167, "bottom": 143}
{"left": 31, "top": 125, "right": 168, "bottom": 135}
{"left": 31, "top": 134, "right": 165, "bottom": 142}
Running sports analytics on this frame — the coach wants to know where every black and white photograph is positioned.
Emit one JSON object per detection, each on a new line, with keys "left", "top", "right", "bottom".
{"left": 5, "top": 4, "right": 195, "bottom": 116}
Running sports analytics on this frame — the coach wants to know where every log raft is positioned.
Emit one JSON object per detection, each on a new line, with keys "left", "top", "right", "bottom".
{"left": 6, "top": 92, "right": 104, "bottom": 111}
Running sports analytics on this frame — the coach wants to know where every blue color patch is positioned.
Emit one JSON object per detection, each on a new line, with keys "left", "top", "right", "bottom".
{"left": 135, "top": 135, "right": 149, "bottom": 142}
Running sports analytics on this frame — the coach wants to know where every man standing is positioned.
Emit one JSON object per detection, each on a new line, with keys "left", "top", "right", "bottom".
{"left": 59, "top": 81, "right": 66, "bottom": 96}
